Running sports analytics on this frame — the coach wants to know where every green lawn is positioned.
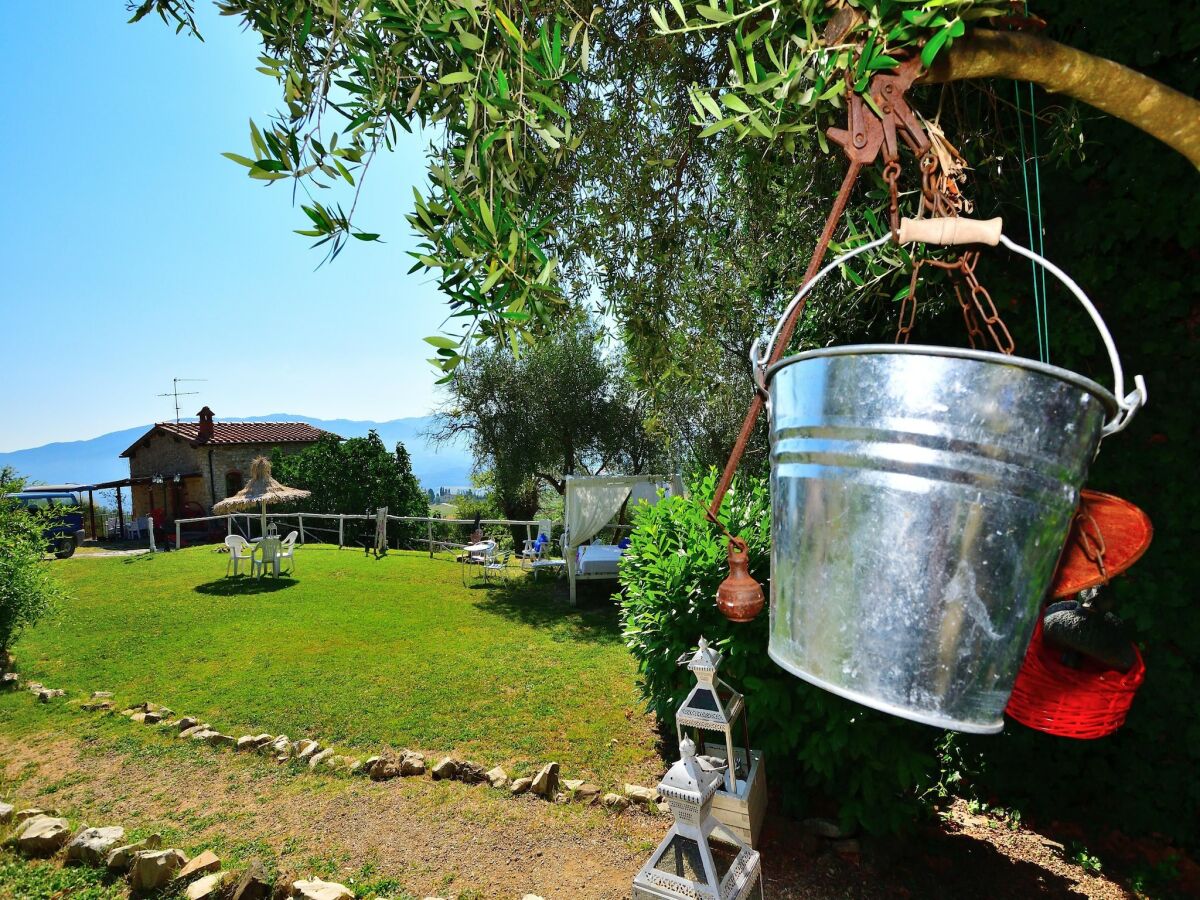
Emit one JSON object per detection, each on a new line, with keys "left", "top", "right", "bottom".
{"left": 3, "top": 547, "right": 658, "bottom": 784}
{"left": 0, "top": 849, "right": 125, "bottom": 900}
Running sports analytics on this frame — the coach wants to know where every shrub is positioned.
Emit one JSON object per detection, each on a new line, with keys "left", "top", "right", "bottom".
{"left": 271, "top": 431, "right": 429, "bottom": 548}
{"left": 0, "top": 491, "right": 64, "bottom": 653}
{"left": 619, "top": 470, "right": 942, "bottom": 834}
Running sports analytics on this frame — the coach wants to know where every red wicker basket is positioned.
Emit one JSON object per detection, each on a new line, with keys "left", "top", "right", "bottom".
{"left": 1005, "top": 616, "right": 1145, "bottom": 739}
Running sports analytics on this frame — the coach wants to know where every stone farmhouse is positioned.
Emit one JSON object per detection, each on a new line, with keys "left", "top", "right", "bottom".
{"left": 120, "top": 407, "right": 336, "bottom": 521}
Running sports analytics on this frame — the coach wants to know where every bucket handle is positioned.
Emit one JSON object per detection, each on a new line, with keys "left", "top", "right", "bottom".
{"left": 752, "top": 217, "right": 1147, "bottom": 437}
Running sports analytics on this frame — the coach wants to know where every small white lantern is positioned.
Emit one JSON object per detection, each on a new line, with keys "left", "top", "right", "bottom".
{"left": 633, "top": 737, "right": 762, "bottom": 900}
{"left": 675, "top": 638, "right": 767, "bottom": 848}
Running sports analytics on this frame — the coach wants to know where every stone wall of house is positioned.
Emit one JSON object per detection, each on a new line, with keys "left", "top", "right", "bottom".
{"left": 130, "top": 477, "right": 208, "bottom": 524}
{"left": 127, "top": 433, "right": 207, "bottom": 521}
{"left": 206, "top": 443, "right": 311, "bottom": 508}
{"left": 126, "top": 432, "right": 200, "bottom": 482}
{"left": 126, "top": 434, "right": 315, "bottom": 521}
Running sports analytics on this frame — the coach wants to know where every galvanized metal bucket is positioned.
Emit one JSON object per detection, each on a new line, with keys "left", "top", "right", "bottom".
{"left": 753, "top": 223, "right": 1147, "bottom": 733}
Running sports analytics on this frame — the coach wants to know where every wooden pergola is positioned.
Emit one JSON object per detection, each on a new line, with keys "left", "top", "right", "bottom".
{"left": 21, "top": 474, "right": 199, "bottom": 541}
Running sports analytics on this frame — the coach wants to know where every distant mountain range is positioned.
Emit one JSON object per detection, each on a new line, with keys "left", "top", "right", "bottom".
{"left": 0, "top": 414, "right": 473, "bottom": 492}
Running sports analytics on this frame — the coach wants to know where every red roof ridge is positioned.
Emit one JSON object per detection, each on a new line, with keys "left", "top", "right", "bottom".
{"left": 121, "top": 420, "right": 338, "bottom": 458}
{"left": 151, "top": 419, "right": 317, "bottom": 426}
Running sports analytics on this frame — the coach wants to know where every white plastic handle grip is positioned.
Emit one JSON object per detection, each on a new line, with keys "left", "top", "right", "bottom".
{"left": 757, "top": 230, "right": 1146, "bottom": 437}
{"left": 898, "top": 216, "right": 1003, "bottom": 246}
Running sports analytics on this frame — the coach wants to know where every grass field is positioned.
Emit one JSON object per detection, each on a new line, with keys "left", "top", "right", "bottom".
{"left": 2, "top": 546, "right": 659, "bottom": 784}
{"left": 0, "top": 547, "right": 1146, "bottom": 900}
{"left": 0, "top": 849, "right": 125, "bottom": 900}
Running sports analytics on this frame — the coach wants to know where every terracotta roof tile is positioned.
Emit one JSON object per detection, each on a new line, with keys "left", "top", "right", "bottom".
{"left": 121, "top": 421, "right": 334, "bottom": 457}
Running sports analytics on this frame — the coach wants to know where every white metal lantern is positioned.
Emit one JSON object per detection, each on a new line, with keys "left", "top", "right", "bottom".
{"left": 633, "top": 737, "right": 762, "bottom": 900}
{"left": 675, "top": 638, "right": 767, "bottom": 847}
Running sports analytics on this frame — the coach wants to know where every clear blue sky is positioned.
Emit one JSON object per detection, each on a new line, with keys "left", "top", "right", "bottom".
{"left": 0, "top": 3, "right": 450, "bottom": 451}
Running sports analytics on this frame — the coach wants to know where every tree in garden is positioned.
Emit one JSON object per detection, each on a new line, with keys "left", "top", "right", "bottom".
{"left": 0, "top": 467, "right": 24, "bottom": 493}
{"left": 431, "top": 319, "right": 658, "bottom": 530}
{"left": 128, "top": 0, "right": 1198, "bottom": 379}
{"left": 271, "top": 431, "right": 428, "bottom": 544}
{"left": 0, "top": 469, "right": 64, "bottom": 654}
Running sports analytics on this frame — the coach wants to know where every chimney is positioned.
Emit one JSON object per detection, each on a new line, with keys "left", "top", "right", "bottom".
{"left": 197, "top": 406, "right": 215, "bottom": 443}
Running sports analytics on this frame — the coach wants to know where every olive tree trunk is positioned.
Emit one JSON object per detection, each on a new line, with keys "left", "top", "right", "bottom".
{"left": 925, "top": 29, "right": 1200, "bottom": 169}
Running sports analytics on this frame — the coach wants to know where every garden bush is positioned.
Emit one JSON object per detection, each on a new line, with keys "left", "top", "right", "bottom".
{"left": 619, "top": 470, "right": 945, "bottom": 835}
{"left": 272, "top": 431, "right": 428, "bottom": 547}
{"left": 0, "top": 482, "right": 64, "bottom": 653}
{"left": 622, "top": 456, "right": 1200, "bottom": 851}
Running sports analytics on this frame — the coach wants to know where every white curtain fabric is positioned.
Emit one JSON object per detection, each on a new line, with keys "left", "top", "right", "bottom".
{"left": 628, "top": 477, "right": 683, "bottom": 509}
{"left": 565, "top": 480, "right": 633, "bottom": 550}
{"left": 563, "top": 474, "right": 685, "bottom": 605}
{"left": 671, "top": 474, "right": 685, "bottom": 499}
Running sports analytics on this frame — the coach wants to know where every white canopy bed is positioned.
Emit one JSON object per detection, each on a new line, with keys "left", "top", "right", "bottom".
{"left": 563, "top": 473, "right": 684, "bottom": 605}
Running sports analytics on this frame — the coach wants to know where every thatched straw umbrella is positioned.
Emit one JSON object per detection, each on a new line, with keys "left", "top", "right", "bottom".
{"left": 213, "top": 456, "right": 310, "bottom": 538}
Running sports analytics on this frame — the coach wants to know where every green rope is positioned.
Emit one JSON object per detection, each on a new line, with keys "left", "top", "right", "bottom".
{"left": 1011, "top": 3, "right": 1049, "bottom": 364}
{"left": 1012, "top": 81, "right": 1048, "bottom": 363}
{"left": 1028, "top": 80, "right": 1050, "bottom": 363}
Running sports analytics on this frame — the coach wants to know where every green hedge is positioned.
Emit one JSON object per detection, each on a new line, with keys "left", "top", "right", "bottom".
{"left": 619, "top": 470, "right": 946, "bottom": 834}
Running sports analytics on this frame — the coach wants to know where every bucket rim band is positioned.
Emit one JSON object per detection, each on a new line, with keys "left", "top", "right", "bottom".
{"left": 765, "top": 343, "right": 1118, "bottom": 417}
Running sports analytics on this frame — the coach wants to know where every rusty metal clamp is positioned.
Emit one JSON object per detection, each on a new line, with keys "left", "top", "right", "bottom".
{"left": 708, "top": 58, "right": 939, "bottom": 528}
{"left": 871, "top": 58, "right": 932, "bottom": 161}
{"left": 827, "top": 91, "right": 885, "bottom": 165}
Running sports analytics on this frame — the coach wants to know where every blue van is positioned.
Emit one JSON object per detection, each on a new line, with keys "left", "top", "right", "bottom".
{"left": 4, "top": 491, "right": 86, "bottom": 558}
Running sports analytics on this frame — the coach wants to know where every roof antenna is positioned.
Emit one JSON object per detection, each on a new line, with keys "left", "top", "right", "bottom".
{"left": 157, "top": 378, "right": 206, "bottom": 424}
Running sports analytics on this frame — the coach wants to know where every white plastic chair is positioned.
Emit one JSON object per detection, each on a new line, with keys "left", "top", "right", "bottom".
{"left": 530, "top": 536, "right": 568, "bottom": 581}
{"left": 276, "top": 531, "right": 298, "bottom": 575}
{"left": 252, "top": 536, "right": 282, "bottom": 577}
{"left": 484, "top": 551, "right": 512, "bottom": 583}
{"left": 225, "top": 535, "right": 253, "bottom": 576}
{"left": 520, "top": 534, "right": 550, "bottom": 569}
{"left": 530, "top": 559, "right": 566, "bottom": 581}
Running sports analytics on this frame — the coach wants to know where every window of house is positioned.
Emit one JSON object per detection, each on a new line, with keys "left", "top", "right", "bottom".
{"left": 225, "top": 471, "right": 243, "bottom": 496}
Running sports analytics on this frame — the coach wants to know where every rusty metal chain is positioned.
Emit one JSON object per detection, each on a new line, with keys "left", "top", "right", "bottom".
{"left": 958, "top": 252, "right": 1015, "bottom": 354}
{"left": 883, "top": 159, "right": 902, "bottom": 238}
{"left": 896, "top": 252, "right": 1014, "bottom": 354}
{"left": 919, "top": 152, "right": 944, "bottom": 216}
{"left": 952, "top": 282, "right": 987, "bottom": 349}
{"left": 920, "top": 151, "right": 960, "bottom": 218}
{"left": 896, "top": 263, "right": 922, "bottom": 343}
{"left": 896, "top": 126, "right": 1009, "bottom": 351}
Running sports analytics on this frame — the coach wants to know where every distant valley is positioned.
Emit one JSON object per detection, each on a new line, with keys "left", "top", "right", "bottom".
{"left": 0, "top": 414, "right": 473, "bottom": 491}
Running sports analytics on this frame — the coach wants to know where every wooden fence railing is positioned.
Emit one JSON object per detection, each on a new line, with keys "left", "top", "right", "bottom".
{"left": 173, "top": 512, "right": 551, "bottom": 556}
